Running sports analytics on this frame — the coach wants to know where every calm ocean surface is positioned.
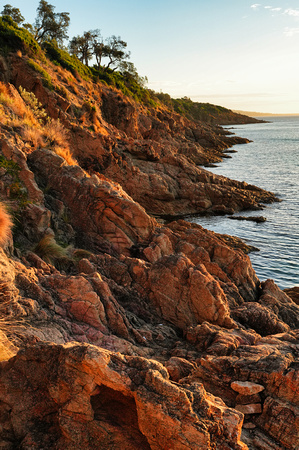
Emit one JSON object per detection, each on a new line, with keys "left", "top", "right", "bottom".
{"left": 190, "top": 116, "right": 299, "bottom": 290}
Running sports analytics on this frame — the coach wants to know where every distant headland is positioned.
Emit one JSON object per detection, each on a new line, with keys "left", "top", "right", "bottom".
{"left": 233, "top": 109, "right": 299, "bottom": 117}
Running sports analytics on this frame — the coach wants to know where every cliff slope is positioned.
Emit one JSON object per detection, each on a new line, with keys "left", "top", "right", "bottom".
{"left": 0, "top": 31, "right": 297, "bottom": 450}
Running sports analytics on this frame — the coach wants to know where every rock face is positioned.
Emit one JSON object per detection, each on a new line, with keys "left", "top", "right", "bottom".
{"left": 231, "top": 381, "right": 265, "bottom": 395}
{"left": 8, "top": 53, "right": 278, "bottom": 218}
{"left": 0, "top": 342, "right": 247, "bottom": 450}
{"left": 28, "top": 148, "right": 156, "bottom": 255}
{"left": 0, "top": 49, "right": 297, "bottom": 450}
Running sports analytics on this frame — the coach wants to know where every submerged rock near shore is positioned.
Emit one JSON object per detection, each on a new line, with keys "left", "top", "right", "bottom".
{"left": 0, "top": 39, "right": 297, "bottom": 450}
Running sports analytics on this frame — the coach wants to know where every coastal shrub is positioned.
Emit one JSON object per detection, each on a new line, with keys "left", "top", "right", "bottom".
{"left": 43, "top": 41, "right": 92, "bottom": 80}
{"left": 155, "top": 92, "right": 173, "bottom": 109}
{"left": 18, "top": 87, "right": 75, "bottom": 164}
{"left": 0, "top": 16, "right": 40, "bottom": 55}
{"left": 91, "top": 67, "right": 157, "bottom": 106}
{"left": 43, "top": 40, "right": 157, "bottom": 106}
{"left": 0, "top": 155, "right": 20, "bottom": 178}
{"left": 19, "top": 87, "right": 48, "bottom": 124}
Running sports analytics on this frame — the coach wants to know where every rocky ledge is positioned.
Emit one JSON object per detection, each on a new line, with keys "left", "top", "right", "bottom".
{"left": 0, "top": 50, "right": 297, "bottom": 450}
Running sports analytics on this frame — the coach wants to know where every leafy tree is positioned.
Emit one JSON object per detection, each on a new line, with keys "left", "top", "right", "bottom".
{"left": 69, "top": 31, "right": 129, "bottom": 72}
{"left": 69, "top": 30, "right": 100, "bottom": 66}
{"left": 92, "top": 33, "right": 105, "bottom": 67}
{"left": 34, "top": 0, "right": 70, "bottom": 45}
{"left": 101, "top": 35, "right": 130, "bottom": 72}
{"left": 118, "top": 61, "right": 147, "bottom": 87}
{"left": 1, "top": 4, "right": 25, "bottom": 24}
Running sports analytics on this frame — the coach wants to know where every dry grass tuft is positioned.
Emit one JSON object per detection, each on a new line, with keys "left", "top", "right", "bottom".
{"left": 0, "top": 82, "right": 37, "bottom": 126}
{"left": 22, "top": 126, "right": 45, "bottom": 149}
{"left": 0, "top": 282, "right": 21, "bottom": 361}
{"left": 0, "top": 204, "right": 13, "bottom": 247}
{"left": 43, "top": 119, "right": 77, "bottom": 165}
{"left": 43, "top": 118, "right": 68, "bottom": 146}
{"left": 0, "top": 330, "right": 17, "bottom": 361}
{"left": 34, "top": 234, "right": 67, "bottom": 264}
{"left": 54, "top": 146, "right": 77, "bottom": 165}
{"left": 0, "top": 81, "right": 10, "bottom": 97}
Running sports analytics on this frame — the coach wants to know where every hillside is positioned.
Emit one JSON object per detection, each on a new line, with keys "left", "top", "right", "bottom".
{"left": 157, "top": 95, "right": 266, "bottom": 125}
{"left": 234, "top": 109, "right": 299, "bottom": 117}
{"left": 0, "top": 18, "right": 298, "bottom": 450}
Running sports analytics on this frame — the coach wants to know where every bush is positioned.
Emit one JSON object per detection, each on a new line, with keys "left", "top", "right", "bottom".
{"left": 19, "top": 87, "right": 48, "bottom": 123}
{"left": 43, "top": 41, "right": 92, "bottom": 80}
{"left": 0, "top": 16, "right": 40, "bottom": 55}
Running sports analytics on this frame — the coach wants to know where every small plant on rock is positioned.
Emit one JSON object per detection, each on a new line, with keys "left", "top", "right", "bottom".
{"left": 34, "top": 234, "right": 67, "bottom": 264}
{"left": 19, "top": 86, "right": 48, "bottom": 124}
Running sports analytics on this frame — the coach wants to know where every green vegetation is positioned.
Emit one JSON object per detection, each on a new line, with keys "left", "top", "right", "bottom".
{"left": 69, "top": 30, "right": 130, "bottom": 72}
{"left": 43, "top": 41, "right": 92, "bottom": 80}
{"left": 0, "top": 156, "right": 28, "bottom": 210}
{"left": 0, "top": 16, "right": 40, "bottom": 55}
{"left": 0, "top": 2, "right": 239, "bottom": 118}
{"left": 27, "top": 58, "right": 54, "bottom": 90}
{"left": 155, "top": 94, "right": 232, "bottom": 123}
{"left": 33, "top": 0, "right": 70, "bottom": 45}
{"left": 1, "top": 4, "right": 25, "bottom": 25}
{"left": 43, "top": 40, "right": 156, "bottom": 105}
{"left": 0, "top": 155, "right": 20, "bottom": 177}
{"left": 33, "top": 234, "right": 67, "bottom": 264}
{"left": 19, "top": 86, "right": 48, "bottom": 123}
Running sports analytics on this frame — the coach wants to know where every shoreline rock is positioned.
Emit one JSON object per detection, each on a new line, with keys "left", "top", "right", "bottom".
{"left": 228, "top": 216, "right": 267, "bottom": 223}
{"left": 0, "top": 49, "right": 297, "bottom": 450}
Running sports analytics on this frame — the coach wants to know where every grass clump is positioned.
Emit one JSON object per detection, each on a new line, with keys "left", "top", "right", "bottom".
{"left": 0, "top": 82, "right": 36, "bottom": 126}
{"left": 27, "top": 59, "right": 54, "bottom": 90}
{"left": 34, "top": 234, "right": 67, "bottom": 264}
{"left": 18, "top": 87, "right": 76, "bottom": 164}
{"left": 0, "top": 332, "right": 17, "bottom": 361}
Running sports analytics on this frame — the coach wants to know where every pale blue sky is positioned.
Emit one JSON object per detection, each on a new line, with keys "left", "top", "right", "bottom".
{"left": 4, "top": 0, "right": 299, "bottom": 113}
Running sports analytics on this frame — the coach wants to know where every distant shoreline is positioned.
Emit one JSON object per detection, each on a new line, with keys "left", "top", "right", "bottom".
{"left": 233, "top": 110, "right": 299, "bottom": 117}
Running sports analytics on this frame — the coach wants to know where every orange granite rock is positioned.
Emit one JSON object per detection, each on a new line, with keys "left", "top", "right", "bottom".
{"left": 0, "top": 342, "right": 247, "bottom": 450}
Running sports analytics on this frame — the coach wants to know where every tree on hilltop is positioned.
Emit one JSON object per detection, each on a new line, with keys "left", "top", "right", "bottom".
{"left": 70, "top": 30, "right": 130, "bottom": 72}
{"left": 101, "top": 35, "right": 130, "bottom": 72}
{"left": 1, "top": 4, "right": 25, "bottom": 24}
{"left": 69, "top": 29, "right": 101, "bottom": 66}
{"left": 34, "top": 0, "right": 70, "bottom": 45}
{"left": 119, "top": 61, "right": 148, "bottom": 87}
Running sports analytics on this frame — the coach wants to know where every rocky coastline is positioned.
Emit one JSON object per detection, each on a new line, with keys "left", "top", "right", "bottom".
{"left": 0, "top": 47, "right": 298, "bottom": 450}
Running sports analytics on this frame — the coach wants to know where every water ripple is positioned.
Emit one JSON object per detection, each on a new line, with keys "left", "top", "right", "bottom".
{"left": 191, "top": 116, "right": 299, "bottom": 289}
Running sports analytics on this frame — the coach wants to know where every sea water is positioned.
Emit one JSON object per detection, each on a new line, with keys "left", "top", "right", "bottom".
{"left": 190, "top": 116, "right": 299, "bottom": 290}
